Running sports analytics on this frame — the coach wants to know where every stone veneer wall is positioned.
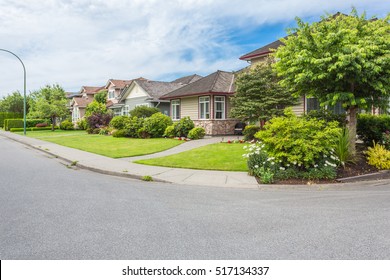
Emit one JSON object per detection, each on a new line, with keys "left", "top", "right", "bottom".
{"left": 193, "top": 119, "right": 238, "bottom": 135}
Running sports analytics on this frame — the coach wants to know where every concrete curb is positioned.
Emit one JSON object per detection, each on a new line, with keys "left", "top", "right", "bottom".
{"left": 336, "top": 170, "right": 390, "bottom": 183}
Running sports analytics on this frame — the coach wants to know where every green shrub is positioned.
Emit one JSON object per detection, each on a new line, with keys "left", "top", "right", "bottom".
{"left": 334, "top": 128, "right": 354, "bottom": 167}
{"left": 4, "top": 119, "right": 24, "bottom": 131}
{"left": 129, "top": 105, "right": 159, "bottom": 118}
{"left": 26, "top": 119, "right": 49, "bottom": 128}
{"left": 383, "top": 131, "right": 390, "bottom": 150}
{"left": 357, "top": 114, "right": 390, "bottom": 147}
{"left": 174, "top": 117, "right": 194, "bottom": 137}
{"left": 59, "top": 120, "right": 74, "bottom": 130}
{"left": 124, "top": 117, "right": 144, "bottom": 138}
{"left": 187, "top": 127, "right": 206, "bottom": 140}
{"left": 110, "top": 115, "right": 130, "bottom": 130}
{"left": 366, "top": 142, "right": 390, "bottom": 170}
{"left": 164, "top": 125, "right": 176, "bottom": 138}
{"left": 99, "top": 127, "right": 110, "bottom": 135}
{"left": 137, "top": 127, "right": 150, "bottom": 139}
{"left": 304, "top": 110, "right": 346, "bottom": 127}
{"left": 112, "top": 129, "right": 127, "bottom": 138}
{"left": 0, "top": 112, "right": 23, "bottom": 128}
{"left": 254, "top": 111, "right": 341, "bottom": 168}
{"left": 142, "top": 112, "right": 172, "bottom": 138}
{"left": 76, "top": 118, "right": 87, "bottom": 130}
{"left": 243, "top": 125, "right": 261, "bottom": 141}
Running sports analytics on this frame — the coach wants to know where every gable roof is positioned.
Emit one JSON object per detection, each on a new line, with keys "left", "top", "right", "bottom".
{"left": 239, "top": 37, "right": 286, "bottom": 61}
{"left": 171, "top": 74, "right": 203, "bottom": 85}
{"left": 161, "top": 70, "right": 235, "bottom": 99}
{"left": 72, "top": 97, "right": 91, "bottom": 108}
{"left": 81, "top": 86, "right": 105, "bottom": 94}
{"left": 119, "top": 79, "right": 185, "bottom": 102}
{"left": 105, "top": 79, "right": 134, "bottom": 89}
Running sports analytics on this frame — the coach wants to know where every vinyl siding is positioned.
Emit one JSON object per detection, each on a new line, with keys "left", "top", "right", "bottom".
{"left": 291, "top": 96, "right": 305, "bottom": 116}
{"left": 124, "top": 96, "right": 151, "bottom": 110}
{"left": 180, "top": 96, "right": 199, "bottom": 120}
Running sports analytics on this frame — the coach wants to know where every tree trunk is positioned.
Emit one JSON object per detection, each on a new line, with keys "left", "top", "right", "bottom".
{"left": 51, "top": 116, "right": 55, "bottom": 131}
{"left": 346, "top": 105, "right": 358, "bottom": 156}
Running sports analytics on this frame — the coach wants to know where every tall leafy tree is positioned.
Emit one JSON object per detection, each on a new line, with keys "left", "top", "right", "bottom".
{"left": 230, "top": 61, "right": 297, "bottom": 124}
{"left": 28, "top": 84, "right": 69, "bottom": 130}
{"left": 274, "top": 9, "right": 390, "bottom": 154}
{"left": 0, "top": 91, "right": 30, "bottom": 113}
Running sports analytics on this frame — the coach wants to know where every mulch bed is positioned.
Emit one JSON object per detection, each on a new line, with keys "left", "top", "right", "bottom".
{"left": 270, "top": 144, "right": 382, "bottom": 185}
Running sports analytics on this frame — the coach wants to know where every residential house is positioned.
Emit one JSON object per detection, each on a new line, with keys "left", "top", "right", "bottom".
{"left": 113, "top": 78, "right": 189, "bottom": 116}
{"left": 108, "top": 74, "right": 202, "bottom": 116}
{"left": 104, "top": 78, "right": 135, "bottom": 114}
{"left": 161, "top": 70, "right": 238, "bottom": 135}
{"left": 70, "top": 86, "right": 104, "bottom": 123}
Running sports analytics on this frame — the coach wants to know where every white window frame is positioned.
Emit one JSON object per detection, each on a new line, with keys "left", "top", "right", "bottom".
{"left": 199, "top": 96, "right": 210, "bottom": 119}
{"left": 214, "top": 96, "right": 225, "bottom": 119}
{"left": 171, "top": 99, "right": 180, "bottom": 120}
{"left": 108, "top": 90, "right": 115, "bottom": 99}
{"left": 72, "top": 107, "right": 80, "bottom": 122}
{"left": 122, "top": 105, "right": 129, "bottom": 116}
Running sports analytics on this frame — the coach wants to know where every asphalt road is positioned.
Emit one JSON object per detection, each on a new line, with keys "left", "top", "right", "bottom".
{"left": 1, "top": 136, "right": 389, "bottom": 259}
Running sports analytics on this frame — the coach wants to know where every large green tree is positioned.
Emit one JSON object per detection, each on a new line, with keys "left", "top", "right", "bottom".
{"left": 230, "top": 61, "right": 298, "bottom": 124}
{"left": 28, "top": 84, "right": 69, "bottom": 130}
{"left": 0, "top": 91, "right": 31, "bottom": 113}
{"left": 274, "top": 9, "right": 390, "bottom": 154}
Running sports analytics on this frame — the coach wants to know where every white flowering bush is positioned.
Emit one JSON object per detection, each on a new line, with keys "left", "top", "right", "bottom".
{"left": 254, "top": 110, "right": 342, "bottom": 169}
{"left": 243, "top": 140, "right": 340, "bottom": 183}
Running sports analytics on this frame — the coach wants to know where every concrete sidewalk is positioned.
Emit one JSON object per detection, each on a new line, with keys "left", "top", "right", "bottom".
{"left": 0, "top": 131, "right": 259, "bottom": 189}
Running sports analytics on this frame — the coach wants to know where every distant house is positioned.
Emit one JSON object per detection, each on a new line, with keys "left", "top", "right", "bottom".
{"left": 109, "top": 75, "right": 202, "bottom": 116}
{"left": 161, "top": 70, "right": 238, "bottom": 135}
{"left": 70, "top": 86, "right": 104, "bottom": 123}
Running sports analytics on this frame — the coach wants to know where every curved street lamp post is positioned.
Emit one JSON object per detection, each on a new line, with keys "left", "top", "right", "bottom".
{"left": 0, "top": 48, "right": 27, "bottom": 135}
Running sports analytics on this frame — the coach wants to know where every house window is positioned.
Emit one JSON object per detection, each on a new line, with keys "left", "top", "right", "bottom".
{"left": 108, "top": 90, "right": 115, "bottom": 99}
{"left": 214, "top": 96, "right": 225, "bottom": 119}
{"left": 72, "top": 107, "right": 80, "bottom": 122}
{"left": 171, "top": 100, "right": 180, "bottom": 120}
{"left": 122, "top": 105, "right": 129, "bottom": 116}
{"left": 306, "top": 97, "right": 320, "bottom": 112}
{"left": 199, "top": 96, "right": 210, "bottom": 119}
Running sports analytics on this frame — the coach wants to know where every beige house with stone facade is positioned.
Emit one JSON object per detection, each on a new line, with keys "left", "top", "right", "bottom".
{"left": 161, "top": 70, "right": 239, "bottom": 135}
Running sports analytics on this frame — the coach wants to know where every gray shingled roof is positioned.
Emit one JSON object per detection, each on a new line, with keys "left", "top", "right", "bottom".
{"left": 239, "top": 38, "right": 285, "bottom": 60}
{"left": 161, "top": 70, "right": 235, "bottom": 99}
{"left": 171, "top": 74, "right": 203, "bottom": 85}
{"left": 137, "top": 80, "right": 184, "bottom": 101}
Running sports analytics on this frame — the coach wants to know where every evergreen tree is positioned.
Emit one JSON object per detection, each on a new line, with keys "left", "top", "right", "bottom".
{"left": 230, "top": 61, "right": 297, "bottom": 124}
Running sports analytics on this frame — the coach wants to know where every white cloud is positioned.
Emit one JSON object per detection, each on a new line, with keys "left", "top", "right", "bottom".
{"left": 0, "top": 0, "right": 388, "bottom": 97}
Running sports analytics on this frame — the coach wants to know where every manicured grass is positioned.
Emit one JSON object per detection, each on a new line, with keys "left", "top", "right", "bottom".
{"left": 135, "top": 143, "right": 248, "bottom": 171}
{"left": 16, "top": 130, "right": 183, "bottom": 158}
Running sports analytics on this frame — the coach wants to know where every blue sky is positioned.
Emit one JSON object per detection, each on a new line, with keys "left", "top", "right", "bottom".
{"left": 0, "top": 0, "right": 389, "bottom": 98}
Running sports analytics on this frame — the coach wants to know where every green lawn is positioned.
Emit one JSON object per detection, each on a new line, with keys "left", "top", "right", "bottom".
{"left": 135, "top": 143, "right": 248, "bottom": 171}
{"left": 16, "top": 130, "right": 183, "bottom": 158}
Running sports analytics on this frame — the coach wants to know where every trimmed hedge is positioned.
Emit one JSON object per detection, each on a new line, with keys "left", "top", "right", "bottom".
{"left": 4, "top": 119, "right": 24, "bottom": 131}
{"left": 357, "top": 114, "right": 390, "bottom": 147}
{"left": 3, "top": 118, "right": 49, "bottom": 131}
{"left": 0, "top": 112, "right": 23, "bottom": 128}
{"left": 10, "top": 127, "right": 58, "bottom": 132}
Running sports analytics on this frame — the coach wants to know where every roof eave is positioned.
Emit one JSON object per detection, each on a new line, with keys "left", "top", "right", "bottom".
{"left": 239, "top": 51, "right": 272, "bottom": 61}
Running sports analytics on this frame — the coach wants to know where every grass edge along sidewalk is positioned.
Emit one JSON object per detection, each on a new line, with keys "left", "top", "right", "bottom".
{"left": 14, "top": 129, "right": 183, "bottom": 158}
{"left": 135, "top": 143, "right": 248, "bottom": 171}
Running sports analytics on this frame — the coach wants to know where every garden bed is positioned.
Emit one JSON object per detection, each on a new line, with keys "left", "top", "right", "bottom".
{"left": 271, "top": 145, "right": 383, "bottom": 185}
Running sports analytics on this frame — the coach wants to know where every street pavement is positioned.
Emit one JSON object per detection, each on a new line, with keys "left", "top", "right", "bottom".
{"left": 1, "top": 136, "right": 390, "bottom": 259}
